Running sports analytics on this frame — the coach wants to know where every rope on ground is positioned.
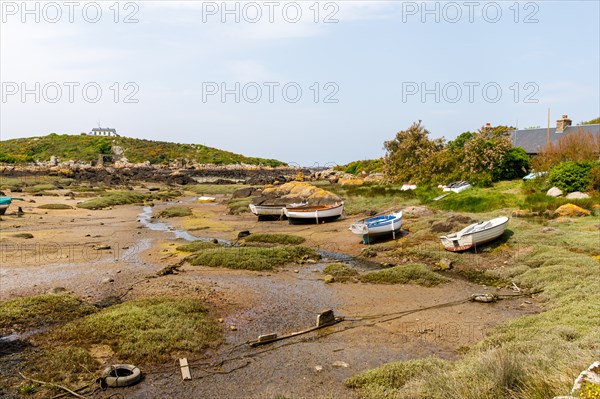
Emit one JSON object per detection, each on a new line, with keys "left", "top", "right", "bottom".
{"left": 19, "top": 372, "right": 90, "bottom": 399}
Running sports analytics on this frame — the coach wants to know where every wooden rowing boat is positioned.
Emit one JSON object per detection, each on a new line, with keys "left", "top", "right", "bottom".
{"left": 439, "top": 216, "right": 509, "bottom": 252}
{"left": 284, "top": 203, "right": 344, "bottom": 224}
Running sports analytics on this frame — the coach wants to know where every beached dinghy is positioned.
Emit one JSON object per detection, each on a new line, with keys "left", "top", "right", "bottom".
{"left": 249, "top": 203, "right": 286, "bottom": 220}
{"left": 349, "top": 211, "right": 402, "bottom": 244}
{"left": 0, "top": 197, "right": 24, "bottom": 215}
{"left": 439, "top": 216, "right": 509, "bottom": 252}
{"left": 284, "top": 203, "right": 344, "bottom": 224}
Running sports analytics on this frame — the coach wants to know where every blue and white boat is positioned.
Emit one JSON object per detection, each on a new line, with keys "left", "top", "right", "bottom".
{"left": 350, "top": 211, "right": 402, "bottom": 244}
{"left": 0, "top": 197, "right": 24, "bottom": 215}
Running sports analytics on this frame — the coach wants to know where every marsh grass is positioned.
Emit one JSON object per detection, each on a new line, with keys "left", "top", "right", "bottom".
{"left": 176, "top": 240, "right": 221, "bottom": 252}
{"left": 228, "top": 197, "right": 253, "bottom": 214}
{"left": 0, "top": 294, "right": 97, "bottom": 331}
{"left": 322, "top": 263, "right": 359, "bottom": 282}
{"left": 37, "top": 203, "right": 73, "bottom": 210}
{"left": 346, "top": 216, "right": 600, "bottom": 399}
{"left": 360, "top": 264, "right": 448, "bottom": 286}
{"left": 77, "top": 190, "right": 180, "bottom": 209}
{"left": 24, "top": 183, "right": 56, "bottom": 193}
{"left": 244, "top": 233, "right": 306, "bottom": 245}
{"left": 51, "top": 298, "right": 221, "bottom": 364}
{"left": 25, "top": 346, "right": 99, "bottom": 384}
{"left": 186, "top": 246, "right": 319, "bottom": 271}
{"left": 157, "top": 206, "right": 193, "bottom": 218}
{"left": 186, "top": 184, "right": 251, "bottom": 195}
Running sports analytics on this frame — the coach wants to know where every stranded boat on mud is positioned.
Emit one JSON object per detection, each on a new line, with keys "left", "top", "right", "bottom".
{"left": 0, "top": 197, "right": 23, "bottom": 215}
{"left": 350, "top": 211, "right": 403, "bottom": 244}
{"left": 249, "top": 202, "right": 307, "bottom": 220}
{"left": 284, "top": 203, "right": 344, "bottom": 224}
{"left": 439, "top": 216, "right": 509, "bottom": 252}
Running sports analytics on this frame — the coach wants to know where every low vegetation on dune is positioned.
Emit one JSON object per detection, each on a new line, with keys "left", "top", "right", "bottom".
{"left": 157, "top": 206, "right": 193, "bottom": 218}
{"left": 346, "top": 216, "right": 600, "bottom": 399}
{"left": 0, "top": 294, "right": 96, "bottom": 332}
{"left": 360, "top": 264, "right": 448, "bottom": 287}
{"left": 77, "top": 190, "right": 180, "bottom": 209}
{"left": 48, "top": 298, "right": 221, "bottom": 364}
{"left": 186, "top": 246, "right": 319, "bottom": 271}
{"left": 0, "top": 134, "right": 286, "bottom": 166}
{"left": 244, "top": 233, "right": 306, "bottom": 245}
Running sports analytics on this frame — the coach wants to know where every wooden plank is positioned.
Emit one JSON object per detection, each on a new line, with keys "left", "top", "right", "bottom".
{"left": 179, "top": 358, "right": 191, "bottom": 381}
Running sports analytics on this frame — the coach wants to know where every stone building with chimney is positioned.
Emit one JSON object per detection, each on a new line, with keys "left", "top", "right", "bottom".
{"left": 510, "top": 115, "right": 600, "bottom": 155}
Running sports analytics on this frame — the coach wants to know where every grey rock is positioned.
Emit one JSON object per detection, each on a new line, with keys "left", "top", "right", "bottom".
{"left": 547, "top": 187, "right": 563, "bottom": 197}
{"left": 565, "top": 191, "right": 590, "bottom": 199}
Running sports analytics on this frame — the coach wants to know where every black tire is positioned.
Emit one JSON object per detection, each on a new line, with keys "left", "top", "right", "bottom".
{"left": 103, "top": 364, "right": 142, "bottom": 387}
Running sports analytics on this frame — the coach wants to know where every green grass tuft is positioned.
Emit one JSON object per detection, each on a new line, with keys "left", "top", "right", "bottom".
{"left": 244, "top": 233, "right": 306, "bottom": 245}
{"left": 52, "top": 298, "right": 221, "bottom": 364}
{"left": 0, "top": 294, "right": 97, "bottom": 331}
{"left": 186, "top": 246, "right": 319, "bottom": 271}
{"left": 77, "top": 190, "right": 180, "bottom": 209}
{"left": 25, "top": 347, "right": 99, "bottom": 385}
{"left": 360, "top": 264, "right": 448, "bottom": 286}
{"left": 37, "top": 203, "right": 73, "bottom": 210}
{"left": 322, "top": 263, "right": 359, "bottom": 282}
{"left": 157, "top": 206, "right": 193, "bottom": 218}
{"left": 176, "top": 240, "right": 221, "bottom": 252}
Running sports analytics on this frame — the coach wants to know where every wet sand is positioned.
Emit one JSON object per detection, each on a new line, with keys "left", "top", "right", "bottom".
{"left": 0, "top": 191, "right": 539, "bottom": 398}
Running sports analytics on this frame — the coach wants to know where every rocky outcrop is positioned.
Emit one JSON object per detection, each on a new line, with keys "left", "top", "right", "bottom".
{"left": 252, "top": 182, "right": 341, "bottom": 206}
{"left": 554, "top": 203, "right": 591, "bottom": 217}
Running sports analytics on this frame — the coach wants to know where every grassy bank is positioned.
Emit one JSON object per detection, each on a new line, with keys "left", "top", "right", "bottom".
{"left": 157, "top": 206, "right": 193, "bottom": 218}
{"left": 360, "top": 264, "right": 448, "bottom": 287}
{"left": 346, "top": 216, "right": 600, "bottom": 399}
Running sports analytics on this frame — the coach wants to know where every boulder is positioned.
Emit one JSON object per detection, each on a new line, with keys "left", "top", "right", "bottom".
{"left": 553, "top": 203, "right": 591, "bottom": 217}
{"left": 572, "top": 361, "right": 600, "bottom": 394}
{"left": 546, "top": 187, "right": 563, "bottom": 197}
{"left": 437, "top": 258, "right": 453, "bottom": 271}
{"left": 565, "top": 191, "right": 590, "bottom": 199}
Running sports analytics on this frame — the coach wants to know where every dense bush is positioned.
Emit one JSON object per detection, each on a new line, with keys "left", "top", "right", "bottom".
{"left": 547, "top": 161, "right": 596, "bottom": 192}
{"left": 494, "top": 147, "right": 530, "bottom": 180}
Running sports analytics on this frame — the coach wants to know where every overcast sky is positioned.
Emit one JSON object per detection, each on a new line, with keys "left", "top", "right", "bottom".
{"left": 1, "top": 1, "right": 599, "bottom": 166}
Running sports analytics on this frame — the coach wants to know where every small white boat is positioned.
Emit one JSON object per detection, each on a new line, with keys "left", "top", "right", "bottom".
{"left": 400, "top": 184, "right": 417, "bottom": 191}
{"left": 197, "top": 196, "right": 216, "bottom": 203}
{"left": 284, "top": 202, "right": 344, "bottom": 224}
{"left": 439, "top": 216, "right": 509, "bottom": 252}
{"left": 350, "top": 211, "right": 402, "bottom": 244}
{"left": 249, "top": 203, "right": 286, "bottom": 220}
{"left": 442, "top": 181, "right": 472, "bottom": 193}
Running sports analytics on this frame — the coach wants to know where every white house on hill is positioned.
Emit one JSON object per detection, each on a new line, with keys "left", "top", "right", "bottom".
{"left": 89, "top": 128, "right": 120, "bottom": 137}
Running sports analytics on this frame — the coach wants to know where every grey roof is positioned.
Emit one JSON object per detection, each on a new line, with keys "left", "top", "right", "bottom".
{"left": 91, "top": 127, "right": 117, "bottom": 133}
{"left": 511, "top": 124, "right": 600, "bottom": 154}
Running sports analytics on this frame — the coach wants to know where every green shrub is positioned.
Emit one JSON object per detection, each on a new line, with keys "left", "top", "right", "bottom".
{"left": 494, "top": 147, "right": 530, "bottom": 180}
{"left": 548, "top": 161, "right": 596, "bottom": 192}
{"left": 37, "top": 203, "right": 73, "bottom": 210}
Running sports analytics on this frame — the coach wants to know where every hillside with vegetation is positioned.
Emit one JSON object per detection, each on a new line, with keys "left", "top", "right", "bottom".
{"left": 0, "top": 134, "right": 285, "bottom": 167}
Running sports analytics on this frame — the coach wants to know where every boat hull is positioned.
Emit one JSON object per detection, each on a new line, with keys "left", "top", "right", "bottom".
{"left": 350, "top": 212, "right": 403, "bottom": 244}
{"left": 284, "top": 203, "right": 344, "bottom": 224}
{"left": 0, "top": 204, "right": 8, "bottom": 215}
{"left": 249, "top": 204, "right": 286, "bottom": 220}
{"left": 440, "top": 217, "right": 509, "bottom": 251}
